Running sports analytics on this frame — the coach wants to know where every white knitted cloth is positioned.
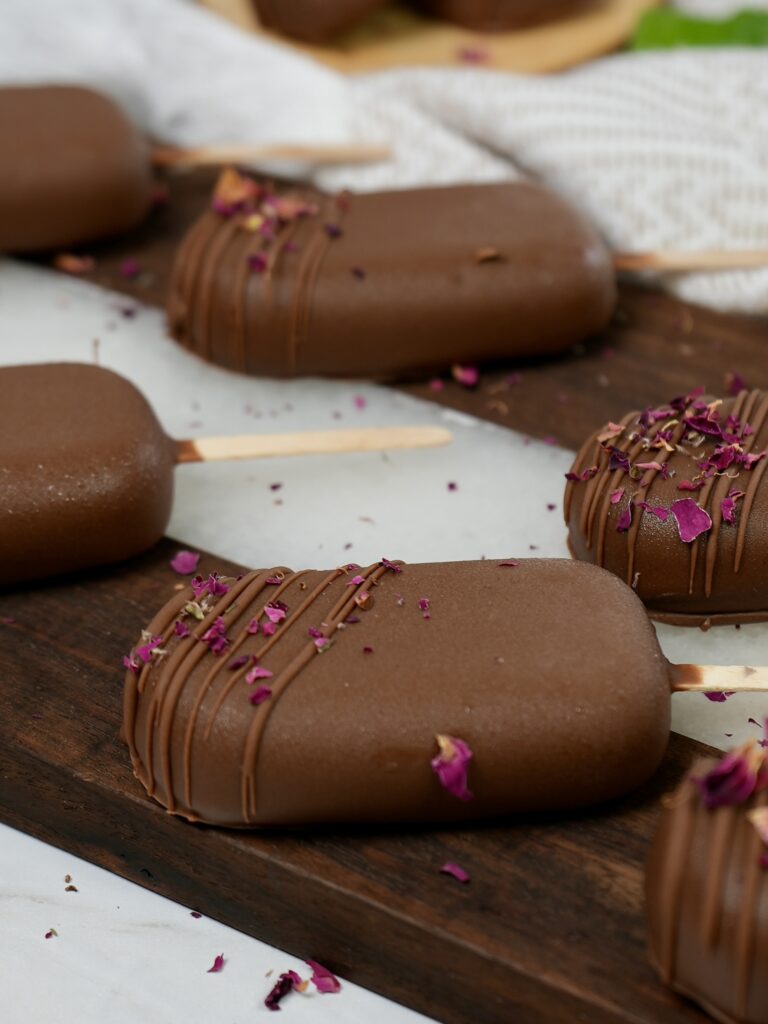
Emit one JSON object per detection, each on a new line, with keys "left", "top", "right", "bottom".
{"left": 2, "top": 0, "right": 767, "bottom": 312}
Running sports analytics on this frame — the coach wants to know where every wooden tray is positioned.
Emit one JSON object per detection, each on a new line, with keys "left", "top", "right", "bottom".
{"left": 0, "top": 539, "right": 712, "bottom": 1024}
{"left": 199, "top": 0, "right": 660, "bottom": 74}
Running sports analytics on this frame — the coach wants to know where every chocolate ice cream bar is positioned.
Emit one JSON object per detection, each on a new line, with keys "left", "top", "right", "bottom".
{"left": 167, "top": 174, "right": 615, "bottom": 379}
{"left": 0, "top": 85, "right": 153, "bottom": 253}
{"left": 418, "top": 0, "right": 594, "bottom": 31}
{"left": 0, "top": 363, "right": 451, "bottom": 586}
{"left": 646, "top": 742, "right": 768, "bottom": 1024}
{"left": 253, "top": 0, "right": 385, "bottom": 42}
{"left": 565, "top": 388, "right": 768, "bottom": 626}
{"left": 123, "top": 558, "right": 671, "bottom": 827}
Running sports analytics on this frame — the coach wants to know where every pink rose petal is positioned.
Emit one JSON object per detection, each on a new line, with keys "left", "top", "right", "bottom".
{"left": 306, "top": 960, "right": 341, "bottom": 994}
{"left": 207, "top": 954, "right": 225, "bottom": 974}
{"left": 431, "top": 735, "right": 474, "bottom": 802}
{"left": 671, "top": 498, "right": 712, "bottom": 543}
{"left": 440, "top": 861, "right": 470, "bottom": 883}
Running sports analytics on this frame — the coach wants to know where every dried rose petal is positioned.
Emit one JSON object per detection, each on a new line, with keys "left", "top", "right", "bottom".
{"left": 431, "top": 735, "right": 474, "bottom": 802}
{"left": 428, "top": 378, "right": 445, "bottom": 392}
{"left": 228, "top": 654, "right": 250, "bottom": 671}
{"left": 201, "top": 617, "right": 229, "bottom": 655}
{"left": 174, "top": 619, "right": 191, "bottom": 638}
{"left": 246, "top": 664, "right": 274, "bottom": 684}
{"left": 616, "top": 503, "right": 633, "bottom": 533}
{"left": 346, "top": 574, "right": 366, "bottom": 586}
{"left": 379, "top": 558, "right": 402, "bottom": 574}
{"left": 597, "top": 422, "right": 624, "bottom": 443}
{"left": 45, "top": 928, "right": 58, "bottom": 939}
{"left": 671, "top": 498, "right": 712, "bottom": 543}
{"left": 265, "top": 970, "right": 304, "bottom": 1010}
{"left": 610, "top": 487, "right": 624, "bottom": 505}
{"left": 693, "top": 741, "right": 766, "bottom": 809}
{"left": 704, "top": 691, "right": 734, "bottom": 703}
{"left": 305, "top": 960, "right": 341, "bottom": 994}
{"left": 170, "top": 550, "right": 200, "bottom": 576}
{"left": 207, "top": 954, "right": 225, "bottom": 973}
{"left": 440, "top": 861, "right": 470, "bottom": 883}
{"left": 249, "top": 685, "right": 272, "bottom": 706}
{"left": 498, "top": 561, "right": 519, "bottom": 568}
{"left": 451, "top": 364, "right": 479, "bottom": 388}
{"left": 565, "top": 466, "right": 598, "bottom": 483}
{"left": 264, "top": 605, "right": 286, "bottom": 624}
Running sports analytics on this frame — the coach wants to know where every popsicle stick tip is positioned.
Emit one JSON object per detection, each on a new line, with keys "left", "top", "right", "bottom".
{"left": 670, "top": 663, "right": 768, "bottom": 693}
{"left": 613, "top": 249, "right": 768, "bottom": 274}
{"left": 174, "top": 425, "right": 453, "bottom": 464}
{"left": 152, "top": 142, "right": 391, "bottom": 169}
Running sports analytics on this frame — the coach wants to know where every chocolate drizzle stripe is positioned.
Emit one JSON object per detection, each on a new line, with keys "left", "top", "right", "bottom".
{"left": 701, "top": 809, "right": 733, "bottom": 946}
{"left": 286, "top": 198, "right": 344, "bottom": 375}
{"left": 701, "top": 389, "right": 762, "bottom": 595}
{"left": 145, "top": 571, "right": 261, "bottom": 809}
{"left": 240, "top": 561, "right": 390, "bottom": 821}
{"left": 196, "top": 217, "right": 241, "bottom": 361}
{"left": 183, "top": 214, "right": 225, "bottom": 362}
{"left": 735, "top": 788, "right": 768, "bottom": 1016}
{"left": 692, "top": 389, "right": 748, "bottom": 597}
{"left": 167, "top": 210, "right": 217, "bottom": 344}
{"left": 734, "top": 393, "right": 768, "bottom": 573}
{"left": 659, "top": 783, "right": 696, "bottom": 982}
{"left": 181, "top": 570, "right": 307, "bottom": 806}
{"left": 198, "top": 568, "right": 323, "bottom": 742}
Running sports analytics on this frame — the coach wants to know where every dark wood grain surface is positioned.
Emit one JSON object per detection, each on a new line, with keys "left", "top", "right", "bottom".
{"left": 43, "top": 166, "right": 768, "bottom": 453}
{"left": 0, "top": 540, "right": 711, "bottom": 1024}
{"left": 11, "top": 167, "right": 764, "bottom": 1022}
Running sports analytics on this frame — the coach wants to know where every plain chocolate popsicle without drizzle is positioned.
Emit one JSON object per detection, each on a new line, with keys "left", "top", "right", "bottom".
{"left": 166, "top": 172, "right": 617, "bottom": 379}
{"left": 123, "top": 557, "right": 766, "bottom": 829}
{"left": 565, "top": 387, "right": 768, "bottom": 626}
{"left": 0, "top": 363, "right": 451, "bottom": 586}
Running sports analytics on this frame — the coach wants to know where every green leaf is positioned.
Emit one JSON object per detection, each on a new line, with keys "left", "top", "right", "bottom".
{"left": 632, "top": 8, "right": 768, "bottom": 50}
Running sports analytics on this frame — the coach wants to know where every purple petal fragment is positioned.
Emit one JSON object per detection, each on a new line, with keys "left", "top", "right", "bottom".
{"left": 440, "top": 861, "right": 470, "bottom": 883}
{"left": 306, "top": 960, "right": 341, "bottom": 994}
{"left": 207, "top": 954, "right": 225, "bottom": 973}
{"left": 671, "top": 498, "right": 712, "bottom": 543}
{"left": 170, "top": 550, "right": 200, "bottom": 575}
{"left": 431, "top": 735, "right": 474, "bottom": 802}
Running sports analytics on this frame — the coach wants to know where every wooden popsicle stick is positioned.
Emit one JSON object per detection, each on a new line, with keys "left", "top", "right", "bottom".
{"left": 613, "top": 250, "right": 768, "bottom": 273}
{"left": 174, "top": 425, "right": 452, "bottom": 464}
{"left": 670, "top": 663, "right": 768, "bottom": 693}
{"left": 152, "top": 142, "right": 391, "bottom": 169}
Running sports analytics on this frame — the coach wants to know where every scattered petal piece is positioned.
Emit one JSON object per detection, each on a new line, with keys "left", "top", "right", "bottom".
{"left": 671, "top": 498, "right": 712, "bottom": 543}
{"left": 249, "top": 685, "right": 273, "bottom": 706}
{"left": 346, "top": 574, "right": 366, "bottom": 586}
{"left": 170, "top": 550, "right": 200, "bottom": 575}
{"left": 353, "top": 395, "right": 367, "bottom": 410}
{"left": 119, "top": 258, "right": 140, "bottom": 279}
{"left": 174, "top": 619, "right": 191, "bottom": 638}
{"left": 207, "top": 954, "right": 225, "bottom": 974}
{"left": 452, "top": 364, "right": 479, "bottom": 388}
{"left": 190, "top": 911, "right": 202, "bottom": 919}
{"left": 440, "top": 861, "right": 470, "bottom": 883}
{"left": 44, "top": 928, "right": 58, "bottom": 939}
{"left": 616, "top": 503, "right": 633, "bottom": 533}
{"left": 498, "top": 561, "right": 519, "bottom": 568}
{"left": 265, "top": 970, "right": 304, "bottom": 1011}
{"left": 246, "top": 665, "right": 274, "bottom": 684}
{"left": 610, "top": 488, "right": 624, "bottom": 505}
{"left": 306, "top": 960, "right": 341, "bottom": 994}
{"left": 693, "top": 741, "right": 766, "bottom": 809}
{"left": 447, "top": 481, "right": 458, "bottom": 492}
{"left": 431, "top": 735, "right": 474, "bottom": 802}
{"left": 428, "top": 378, "right": 445, "bottom": 392}
{"left": 264, "top": 605, "right": 287, "bottom": 624}
{"left": 704, "top": 691, "right": 734, "bottom": 702}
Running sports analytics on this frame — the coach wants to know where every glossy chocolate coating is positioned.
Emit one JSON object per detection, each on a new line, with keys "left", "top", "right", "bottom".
{"left": 167, "top": 181, "right": 615, "bottom": 380}
{"left": 418, "top": 0, "right": 594, "bottom": 30}
{"left": 565, "top": 389, "right": 768, "bottom": 626}
{"left": 123, "top": 558, "right": 671, "bottom": 827}
{"left": 0, "top": 363, "right": 175, "bottom": 586}
{"left": 646, "top": 761, "right": 768, "bottom": 1024}
{"left": 253, "top": 0, "right": 385, "bottom": 41}
{"left": 0, "top": 85, "right": 153, "bottom": 253}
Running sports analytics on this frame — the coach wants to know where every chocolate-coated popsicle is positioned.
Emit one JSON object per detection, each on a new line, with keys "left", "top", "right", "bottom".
{"left": 0, "top": 85, "right": 154, "bottom": 253}
{"left": 646, "top": 742, "right": 768, "bottom": 1024}
{"left": 166, "top": 173, "right": 615, "bottom": 379}
{"left": 123, "top": 558, "right": 673, "bottom": 827}
{"left": 565, "top": 388, "right": 768, "bottom": 626}
{"left": 253, "top": 0, "right": 385, "bottom": 42}
{"left": 418, "top": 0, "right": 593, "bottom": 30}
{"left": 0, "top": 363, "right": 450, "bottom": 586}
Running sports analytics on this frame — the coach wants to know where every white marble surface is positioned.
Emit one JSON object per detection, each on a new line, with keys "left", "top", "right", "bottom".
{"left": 1, "top": 258, "right": 767, "bottom": 1022}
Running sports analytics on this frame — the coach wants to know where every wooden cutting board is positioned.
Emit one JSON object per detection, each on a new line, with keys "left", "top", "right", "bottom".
{"left": 0, "top": 540, "right": 712, "bottom": 1024}
{"left": 199, "top": 0, "right": 660, "bottom": 74}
